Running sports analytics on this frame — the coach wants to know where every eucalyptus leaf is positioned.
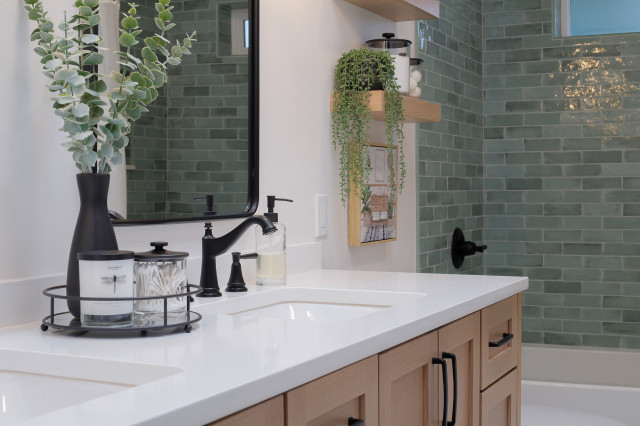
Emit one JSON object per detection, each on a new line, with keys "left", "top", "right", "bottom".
{"left": 72, "top": 130, "right": 93, "bottom": 141}
{"left": 81, "top": 34, "right": 101, "bottom": 44}
{"left": 44, "top": 58, "right": 62, "bottom": 69}
{"left": 55, "top": 68, "right": 79, "bottom": 82}
{"left": 88, "top": 14, "right": 101, "bottom": 26}
{"left": 111, "top": 151, "right": 123, "bottom": 165}
{"left": 41, "top": 20, "right": 54, "bottom": 32}
{"left": 112, "top": 137, "right": 125, "bottom": 149}
{"left": 40, "top": 31, "right": 53, "bottom": 42}
{"left": 72, "top": 103, "right": 90, "bottom": 118}
{"left": 108, "top": 90, "right": 127, "bottom": 101}
{"left": 132, "top": 89, "right": 147, "bottom": 99}
{"left": 144, "top": 37, "right": 157, "bottom": 50}
{"left": 154, "top": 17, "right": 165, "bottom": 31}
{"left": 79, "top": 150, "right": 98, "bottom": 167}
{"left": 88, "top": 80, "right": 107, "bottom": 93}
{"left": 99, "top": 124, "right": 113, "bottom": 139}
{"left": 141, "top": 47, "right": 158, "bottom": 62}
{"left": 106, "top": 117, "right": 127, "bottom": 127}
{"left": 33, "top": 46, "right": 47, "bottom": 56}
{"left": 126, "top": 105, "right": 141, "bottom": 120}
{"left": 99, "top": 143, "right": 113, "bottom": 158}
{"left": 117, "top": 61, "right": 136, "bottom": 70}
{"left": 166, "top": 57, "right": 180, "bottom": 66}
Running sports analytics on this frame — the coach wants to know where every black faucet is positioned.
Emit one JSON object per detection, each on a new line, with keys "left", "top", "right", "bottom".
{"left": 198, "top": 215, "right": 277, "bottom": 297}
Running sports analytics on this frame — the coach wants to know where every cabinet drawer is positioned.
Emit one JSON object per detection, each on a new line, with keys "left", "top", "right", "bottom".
{"left": 206, "top": 396, "right": 284, "bottom": 426}
{"left": 480, "top": 368, "right": 518, "bottom": 426}
{"left": 286, "top": 356, "right": 378, "bottom": 426}
{"left": 481, "top": 295, "right": 519, "bottom": 389}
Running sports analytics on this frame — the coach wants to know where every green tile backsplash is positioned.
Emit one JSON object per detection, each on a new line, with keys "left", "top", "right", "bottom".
{"left": 417, "top": 0, "right": 484, "bottom": 275}
{"left": 417, "top": 0, "right": 640, "bottom": 348}
{"left": 483, "top": 0, "right": 640, "bottom": 348}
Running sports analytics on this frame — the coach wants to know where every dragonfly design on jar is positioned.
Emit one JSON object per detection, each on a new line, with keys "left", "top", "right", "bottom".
{"left": 102, "top": 275, "right": 128, "bottom": 294}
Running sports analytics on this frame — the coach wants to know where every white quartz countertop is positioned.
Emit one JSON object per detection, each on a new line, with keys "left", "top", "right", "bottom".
{"left": 0, "top": 269, "right": 528, "bottom": 425}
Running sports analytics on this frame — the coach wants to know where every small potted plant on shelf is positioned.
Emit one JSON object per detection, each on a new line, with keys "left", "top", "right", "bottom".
{"left": 331, "top": 48, "right": 406, "bottom": 205}
{"left": 22, "top": 0, "right": 196, "bottom": 317}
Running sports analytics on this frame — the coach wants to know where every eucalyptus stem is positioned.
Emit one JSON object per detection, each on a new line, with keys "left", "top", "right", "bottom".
{"left": 23, "top": 0, "right": 195, "bottom": 174}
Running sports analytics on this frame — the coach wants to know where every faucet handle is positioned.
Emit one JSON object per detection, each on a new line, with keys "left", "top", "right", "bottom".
{"left": 226, "top": 252, "right": 249, "bottom": 292}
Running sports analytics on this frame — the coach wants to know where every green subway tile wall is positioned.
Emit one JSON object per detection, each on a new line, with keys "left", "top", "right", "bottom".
{"left": 483, "top": 0, "right": 640, "bottom": 348}
{"left": 125, "top": 0, "right": 249, "bottom": 220}
{"left": 417, "top": 0, "right": 485, "bottom": 274}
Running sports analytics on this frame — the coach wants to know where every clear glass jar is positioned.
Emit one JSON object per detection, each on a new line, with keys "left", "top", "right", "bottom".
{"left": 134, "top": 242, "right": 188, "bottom": 325}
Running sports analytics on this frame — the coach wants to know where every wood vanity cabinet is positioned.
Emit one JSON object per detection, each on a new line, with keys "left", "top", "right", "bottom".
{"left": 378, "top": 295, "right": 521, "bottom": 426}
{"left": 207, "top": 294, "right": 521, "bottom": 426}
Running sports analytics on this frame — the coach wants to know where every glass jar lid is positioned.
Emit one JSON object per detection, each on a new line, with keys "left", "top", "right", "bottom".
{"left": 365, "top": 33, "right": 412, "bottom": 50}
{"left": 134, "top": 242, "right": 188, "bottom": 261}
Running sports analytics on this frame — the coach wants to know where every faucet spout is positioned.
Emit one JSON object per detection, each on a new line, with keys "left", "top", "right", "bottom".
{"left": 198, "top": 215, "right": 276, "bottom": 297}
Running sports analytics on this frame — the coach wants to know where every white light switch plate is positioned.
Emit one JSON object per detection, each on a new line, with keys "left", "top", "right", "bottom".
{"left": 315, "top": 194, "right": 328, "bottom": 238}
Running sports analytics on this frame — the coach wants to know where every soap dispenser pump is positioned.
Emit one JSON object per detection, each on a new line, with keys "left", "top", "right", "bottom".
{"left": 256, "top": 196, "right": 293, "bottom": 286}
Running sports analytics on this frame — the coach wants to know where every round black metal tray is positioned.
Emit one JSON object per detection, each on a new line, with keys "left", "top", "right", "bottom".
{"left": 41, "top": 284, "right": 203, "bottom": 335}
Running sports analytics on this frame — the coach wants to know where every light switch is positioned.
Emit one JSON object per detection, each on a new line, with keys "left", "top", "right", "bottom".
{"left": 315, "top": 194, "right": 328, "bottom": 238}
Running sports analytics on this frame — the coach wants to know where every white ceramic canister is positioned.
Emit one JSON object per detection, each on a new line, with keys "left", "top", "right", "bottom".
{"left": 365, "top": 33, "right": 412, "bottom": 94}
{"left": 78, "top": 250, "right": 135, "bottom": 327}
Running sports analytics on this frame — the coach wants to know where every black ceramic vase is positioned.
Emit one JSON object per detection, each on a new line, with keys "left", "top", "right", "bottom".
{"left": 66, "top": 173, "right": 119, "bottom": 318}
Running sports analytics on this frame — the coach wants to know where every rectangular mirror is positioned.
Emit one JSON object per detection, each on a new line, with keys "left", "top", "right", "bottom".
{"left": 110, "top": 0, "right": 258, "bottom": 225}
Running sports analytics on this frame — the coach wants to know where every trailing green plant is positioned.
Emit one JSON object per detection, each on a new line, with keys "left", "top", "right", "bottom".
{"left": 23, "top": 0, "right": 196, "bottom": 173}
{"left": 331, "top": 48, "right": 406, "bottom": 205}
{"left": 360, "top": 185, "right": 372, "bottom": 216}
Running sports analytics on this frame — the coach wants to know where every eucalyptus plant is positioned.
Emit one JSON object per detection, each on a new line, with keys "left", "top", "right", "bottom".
{"left": 331, "top": 48, "right": 406, "bottom": 205}
{"left": 23, "top": 0, "right": 196, "bottom": 173}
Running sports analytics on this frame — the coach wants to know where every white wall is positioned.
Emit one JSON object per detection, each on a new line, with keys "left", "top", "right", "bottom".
{"left": 0, "top": 0, "right": 417, "bottom": 324}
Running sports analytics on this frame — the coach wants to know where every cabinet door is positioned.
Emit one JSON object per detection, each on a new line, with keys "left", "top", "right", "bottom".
{"left": 438, "top": 312, "right": 480, "bottom": 426}
{"left": 379, "top": 331, "right": 439, "bottom": 426}
{"left": 286, "top": 356, "right": 378, "bottom": 426}
{"left": 480, "top": 369, "right": 518, "bottom": 426}
{"left": 206, "top": 396, "right": 284, "bottom": 426}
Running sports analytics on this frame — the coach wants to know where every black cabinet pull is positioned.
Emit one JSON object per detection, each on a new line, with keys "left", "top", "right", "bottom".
{"left": 433, "top": 357, "right": 448, "bottom": 426}
{"left": 348, "top": 417, "right": 364, "bottom": 426}
{"left": 489, "top": 332, "right": 514, "bottom": 348}
{"left": 442, "top": 352, "right": 458, "bottom": 426}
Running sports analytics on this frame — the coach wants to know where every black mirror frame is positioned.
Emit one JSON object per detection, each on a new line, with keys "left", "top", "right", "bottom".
{"left": 114, "top": 0, "right": 260, "bottom": 226}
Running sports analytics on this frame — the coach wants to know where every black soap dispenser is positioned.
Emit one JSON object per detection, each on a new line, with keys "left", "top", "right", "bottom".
{"left": 255, "top": 196, "right": 293, "bottom": 286}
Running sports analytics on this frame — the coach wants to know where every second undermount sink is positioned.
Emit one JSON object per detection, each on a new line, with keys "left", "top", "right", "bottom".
{"left": 0, "top": 349, "right": 181, "bottom": 425}
{"left": 200, "top": 287, "right": 426, "bottom": 321}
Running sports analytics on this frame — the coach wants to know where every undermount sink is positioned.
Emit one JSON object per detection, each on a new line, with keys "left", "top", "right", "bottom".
{"left": 0, "top": 349, "right": 181, "bottom": 424}
{"left": 200, "top": 287, "right": 426, "bottom": 321}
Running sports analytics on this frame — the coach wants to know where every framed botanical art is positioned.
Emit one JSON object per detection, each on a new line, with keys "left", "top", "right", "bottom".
{"left": 348, "top": 143, "right": 398, "bottom": 246}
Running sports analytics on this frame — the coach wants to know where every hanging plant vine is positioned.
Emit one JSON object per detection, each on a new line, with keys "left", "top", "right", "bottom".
{"left": 331, "top": 48, "right": 406, "bottom": 205}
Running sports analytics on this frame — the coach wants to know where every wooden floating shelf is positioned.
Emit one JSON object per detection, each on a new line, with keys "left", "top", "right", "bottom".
{"left": 331, "top": 91, "right": 441, "bottom": 123}
{"left": 343, "top": 0, "right": 439, "bottom": 22}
